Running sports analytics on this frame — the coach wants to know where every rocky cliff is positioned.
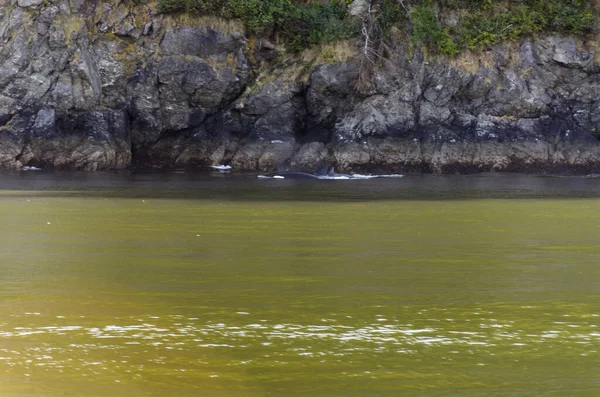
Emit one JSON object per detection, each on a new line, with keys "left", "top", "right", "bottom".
{"left": 1, "top": 0, "right": 600, "bottom": 173}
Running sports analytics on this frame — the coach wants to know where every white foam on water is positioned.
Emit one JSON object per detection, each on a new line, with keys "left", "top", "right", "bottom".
{"left": 16, "top": 331, "right": 45, "bottom": 336}
{"left": 56, "top": 326, "right": 83, "bottom": 332}
{"left": 318, "top": 175, "right": 352, "bottom": 180}
{"left": 415, "top": 337, "right": 453, "bottom": 345}
{"left": 258, "top": 174, "right": 404, "bottom": 180}
{"left": 398, "top": 328, "right": 436, "bottom": 335}
{"left": 209, "top": 165, "right": 232, "bottom": 171}
{"left": 348, "top": 174, "right": 404, "bottom": 179}
{"left": 449, "top": 331, "right": 480, "bottom": 335}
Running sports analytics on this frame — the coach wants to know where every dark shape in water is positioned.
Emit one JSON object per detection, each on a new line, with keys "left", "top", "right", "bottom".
{"left": 265, "top": 164, "right": 350, "bottom": 180}
{"left": 264, "top": 171, "right": 322, "bottom": 179}
{"left": 315, "top": 164, "right": 334, "bottom": 176}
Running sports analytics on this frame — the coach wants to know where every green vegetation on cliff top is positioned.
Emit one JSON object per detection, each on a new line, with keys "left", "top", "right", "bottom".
{"left": 156, "top": 0, "right": 596, "bottom": 56}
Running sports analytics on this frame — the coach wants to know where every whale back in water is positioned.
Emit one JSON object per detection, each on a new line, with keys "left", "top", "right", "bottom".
{"left": 261, "top": 164, "right": 404, "bottom": 180}
{"left": 315, "top": 164, "right": 352, "bottom": 178}
{"left": 264, "top": 164, "right": 359, "bottom": 179}
{"left": 314, "top": 164, "right": 335, "bottom": 177}
{"left": 265, "top": 164, "right": 335, "bottom": 179}
{"left": 264, "top": 171, "right": 321, "bottom": 179}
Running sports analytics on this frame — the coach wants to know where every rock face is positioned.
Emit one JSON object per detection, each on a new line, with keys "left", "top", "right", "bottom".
{"left": 0, "top": 1, "right": 599, "bottom": 173}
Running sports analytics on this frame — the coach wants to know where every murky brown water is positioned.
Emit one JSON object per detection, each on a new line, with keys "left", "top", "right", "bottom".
{"left": 1, "top": 171, "right": 600, "bottom": 396}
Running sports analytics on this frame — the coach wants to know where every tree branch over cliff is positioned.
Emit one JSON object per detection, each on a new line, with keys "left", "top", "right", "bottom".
{"left": 353, "top": 0, "right": 406, "bottom": 92}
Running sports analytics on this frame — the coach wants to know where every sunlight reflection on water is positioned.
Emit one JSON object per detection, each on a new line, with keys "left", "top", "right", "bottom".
{"left": 2, "top": 310, "right": 599, "bottom": 380}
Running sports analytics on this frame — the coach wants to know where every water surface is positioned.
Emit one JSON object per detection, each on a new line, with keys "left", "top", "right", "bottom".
{"left": 1, "top": 171, "right": 599, "bottom": 396}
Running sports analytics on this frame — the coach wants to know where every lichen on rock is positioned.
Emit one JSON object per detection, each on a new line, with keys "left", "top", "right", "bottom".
{"left": 0, "top": 0, "right": 599, "bottom": 173}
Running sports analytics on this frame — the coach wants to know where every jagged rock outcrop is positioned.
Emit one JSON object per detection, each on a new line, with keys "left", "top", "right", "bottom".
{"left": 0, "top": 0, "right": 599, "bottom": 173}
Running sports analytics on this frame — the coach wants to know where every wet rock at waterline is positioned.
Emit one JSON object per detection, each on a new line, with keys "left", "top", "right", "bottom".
{"left": 0, "top": 1, "right": 599, "bottom": 172}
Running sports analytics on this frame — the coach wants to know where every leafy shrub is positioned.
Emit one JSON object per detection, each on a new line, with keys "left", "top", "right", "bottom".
{"left": 279, "top": 2, "right": 359, "bottom": 52}
{"left": 377, "top": 0, "right": 407, "bottom": 38}
{"left": 157, "top": 0, "right": 226, "bottom": 13}
{"left": 411, "top": 4, "right": 459, "bottom": 56}
{"left": 224, "top": 0, "right": 295, "bottom": 34}
{"left": 459, "top": 0, "right": 594, "bottom": 49}
{"left": 157, "top": 0, "right": 358, "bottom": 51}
{"left": 155, "top": 0, "right": 596, "bottom": 55}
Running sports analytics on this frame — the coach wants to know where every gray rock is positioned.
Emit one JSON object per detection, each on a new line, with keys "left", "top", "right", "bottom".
{"left": 26, "top": 110, "right": 131, "bottom": 171}
{"left": 348, "top": 0, "right": 369, "bottom": 17}
{"left": 161, "top": 28, "right": 244, "bottom": 58}
{"left": 31, "top": 107, "right": 56, "bottom": 136}
{"left": 423, "top": 65, "right": 461, "bottom": 107}
{"left": 420, "top": 102, "right": 452, "bottom": 126}
{"left": 231, "top": 139, "right": 295, "bottom": 171}
{"left": 290, "top": 142, "right": 329, "bottom": 171}
{"left": 0, "top": 132, "right": 25, "bottom": 169}
{"left": 250, "top": 101, "right": 304, "bottom": 139}
{"left": 0, "top": 0, "right": 598, "bottom": 173}
{"left": 551, "top": 37, "right": 593, "bottom": 69}
{"left": 157, "top": 27, "right": 250, "bottom": 135}
{"left": 239, "top": 79, "right": 293, "bottom": 116}
{"left": 17, "top": 0, "right": 43, "bottom": 7}
{"left": 335, "top": 94, "right": 415, "bottom": 139}
{"left": 306, "top": 63, "right": 359, "bottom": 125}
{"left": 332, "top": 142, "right": 371, "bottom": 170}
{"left": 142, "top": 22, "right": 154, "bottom": 36}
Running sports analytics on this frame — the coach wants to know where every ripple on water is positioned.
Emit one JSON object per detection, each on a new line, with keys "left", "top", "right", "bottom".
{"left": 1, "top": 310, "right": 599, "bottom": 382}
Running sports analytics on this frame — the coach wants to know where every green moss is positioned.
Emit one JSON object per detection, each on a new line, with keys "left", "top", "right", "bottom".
{"left": 155, "top": 0, "right": 596, "bottom": 55}
{"left": 280, "top": 2, "right": 359, "bottom": 52}
{"left": 157, "top": 0, "right": 358, "bottom": 52}
{"left": 411, "top": 4, "right": 459, "bottom": 56}
{"left": 459, "top": 0, "right": 594, "bottom": 49}
{"left": 411, "top": 0, "right": 595, "bottom": 56}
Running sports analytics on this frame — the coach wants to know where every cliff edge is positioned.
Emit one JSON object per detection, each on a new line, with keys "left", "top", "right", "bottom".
{"left": 1, "top": 0, "right": 600, "bottom": 173}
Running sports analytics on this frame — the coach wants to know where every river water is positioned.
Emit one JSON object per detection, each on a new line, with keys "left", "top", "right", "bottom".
{"left": 1, "top": 171, "right": 600, "bottom": 396}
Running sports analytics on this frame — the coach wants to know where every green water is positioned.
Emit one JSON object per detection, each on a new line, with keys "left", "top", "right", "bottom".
{"left": 1, "top": 173, "right": 600, "bottom": 396}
